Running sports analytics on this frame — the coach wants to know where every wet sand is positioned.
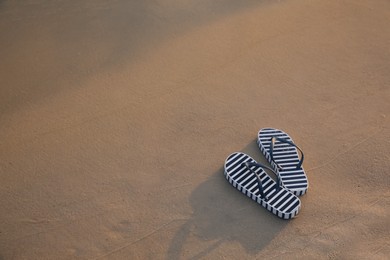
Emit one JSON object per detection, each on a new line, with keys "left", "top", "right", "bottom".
{"left": 0, "top": 0, "right": 389, "bottom": 259}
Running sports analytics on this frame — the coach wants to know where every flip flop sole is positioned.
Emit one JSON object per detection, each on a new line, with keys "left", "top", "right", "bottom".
{"left": 224, "top": 152, "right": 301, "bottom": 220}
{"left": 258, "top": 128, "right": 308, "bottom": 196}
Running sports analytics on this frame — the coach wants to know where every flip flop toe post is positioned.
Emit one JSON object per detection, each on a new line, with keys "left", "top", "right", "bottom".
{"left": 224, "top": 152, "right": 301, "bottom": 219}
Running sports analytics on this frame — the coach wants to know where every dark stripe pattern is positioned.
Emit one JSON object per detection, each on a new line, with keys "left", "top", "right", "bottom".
{"left": 257, "top": 128, "right": 308, "bottom": 196}
{"left": 224, "top": 152, "right": 301, "bottom": 220}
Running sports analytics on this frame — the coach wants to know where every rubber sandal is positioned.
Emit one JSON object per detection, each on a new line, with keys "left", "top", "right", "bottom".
{"left": 257, "top": 128, "right": 308, "bottom": 196}
{"left": 224, "top": 152, "right": 301, "bottom": 219}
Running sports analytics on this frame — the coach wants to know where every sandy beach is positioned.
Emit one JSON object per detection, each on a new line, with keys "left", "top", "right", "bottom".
{"left": 0, "top": 0, "right": 389, "bottom": 259}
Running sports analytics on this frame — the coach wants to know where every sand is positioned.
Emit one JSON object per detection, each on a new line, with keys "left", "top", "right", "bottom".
{"left": 0, "top": 0, "right": 389, "bottom": 259}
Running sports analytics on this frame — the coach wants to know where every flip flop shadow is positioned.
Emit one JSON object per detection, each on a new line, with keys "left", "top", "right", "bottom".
{"left": 167, "top": 140, "right": 289, "bottom": 259}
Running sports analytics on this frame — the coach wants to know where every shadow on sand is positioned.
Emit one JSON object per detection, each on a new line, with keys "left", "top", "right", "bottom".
{"left": 0, "top": 0, "right": 273, "bottom": 116}
{"left": 167, "top": 140, "right": 288, "bottom": 259}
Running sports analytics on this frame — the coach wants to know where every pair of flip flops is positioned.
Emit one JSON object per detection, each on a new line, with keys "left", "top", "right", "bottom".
{"left": 224, "top": 128, "right": 308, "bottom": 220}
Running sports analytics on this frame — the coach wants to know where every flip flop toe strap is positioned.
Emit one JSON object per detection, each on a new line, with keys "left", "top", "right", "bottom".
{"left": 269, "top": 137, "right": 304, "bottom": 170}
{"left": 242, "top": 162, "right": 281, "bottom": 201}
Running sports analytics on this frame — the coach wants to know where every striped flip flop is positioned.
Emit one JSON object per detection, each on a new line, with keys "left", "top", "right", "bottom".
{"left": 257, "top": 128, "right": 308, "bottom": 196}
{"left": 224, "top": 152, "right": 301, "bottom": 219}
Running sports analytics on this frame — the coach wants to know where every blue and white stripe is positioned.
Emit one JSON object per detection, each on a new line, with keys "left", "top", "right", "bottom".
{"left": 224, "top": 152, "right": 301, "bottom": 220}
{"left": 257, "top": 128, "right": 308, "bottom": 196}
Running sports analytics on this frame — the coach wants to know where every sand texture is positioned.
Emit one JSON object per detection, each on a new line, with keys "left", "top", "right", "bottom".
{"left": 0, "top": 0, "right": 389, "bottom": 259}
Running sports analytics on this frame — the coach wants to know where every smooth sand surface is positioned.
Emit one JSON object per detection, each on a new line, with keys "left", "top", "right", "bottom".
{"left": 1, "top": 0, "right": 389, "bottom": 259}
